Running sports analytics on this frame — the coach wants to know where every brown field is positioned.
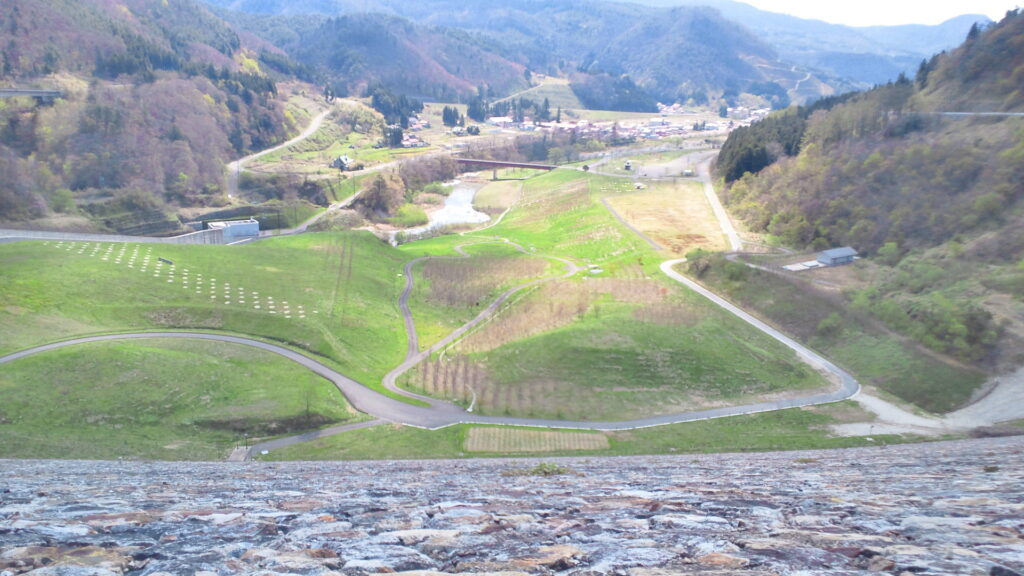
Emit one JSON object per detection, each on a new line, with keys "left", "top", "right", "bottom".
{"left": 632, "top": 302, "right": 705, "bottom": 326}
{"left": 456, "top": 280, "right": 592, "bottom": 354}
{"left": 422, "top": 257, "right": 548, "bottom": 308}
{"left": 457, "top": 273, "right": 698, "bottom": 355}
{"left": 464, "top": 427, "right": 610, "bottom": 453}
{"left": 413, "top": 355, "right": 585, "bottom": 417}
{"left": 413, "top": 356, "right": 484, "bottom": 402}
{"left": 605, "top": 181, "right": 728, "bottom": 255}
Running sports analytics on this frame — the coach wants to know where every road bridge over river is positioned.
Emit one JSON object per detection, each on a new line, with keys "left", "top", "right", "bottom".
{"left": 454, "top": 158, "right": 557, "bottom": 179}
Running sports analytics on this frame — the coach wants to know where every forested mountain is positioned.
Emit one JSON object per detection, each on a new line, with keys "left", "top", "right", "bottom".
{"left": 632, "top": 0, "right": 989, "bottom": 87}
{"left": 0, "top": 0, "right": 302, "bottom": 231}
{"left": 716, "top": 12, "right": 1024, "bottom": 368}
{"left": 718, "top": 12, "right": 1024, "bottom": 254}
{"left": 207, "top": 0, "right": 825, "bottom": 107}
{"left": 208, "top": 0, "right": 986, "bottom": 101}
{"left": 219, "top": 12, "right": 528, "bottom": 101}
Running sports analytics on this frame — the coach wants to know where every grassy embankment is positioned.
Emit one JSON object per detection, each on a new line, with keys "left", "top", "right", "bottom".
{"left": 0, "top": 232, "right": 412, "bottom": 394}
{"left": 264, "top": 401, "right": 915, "bottom": 461}
{"left": 0, "top": 338, "right": 363, "bottom": 460}
{"left": 682, "top": 253, "right": 988, "bottom": 413}
{"left": 395, "top": 168, "right": 830, "bottom": 421}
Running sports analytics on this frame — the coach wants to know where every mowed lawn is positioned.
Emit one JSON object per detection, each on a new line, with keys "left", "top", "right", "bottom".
{"left": 0, "top": 338, "right": 361, "bottom": 460}
{"left": 0, "top": 231, "right": 409, "bottom": 388}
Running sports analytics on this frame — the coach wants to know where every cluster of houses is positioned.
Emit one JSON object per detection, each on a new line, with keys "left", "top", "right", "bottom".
{"left": 723, "top": 106, "right": 773, "bottom": 121}
{"left": 406, "top": 116, "right": 432, "bottom": 132}
{"left": 656, "top": 102, "right": 773, "bottom": 123}
{"left": 474, "top": 112, "right": 754, "bottom": 142}
{"left": 399, "top": 133, "right": 429, "bottom": 148}
{"left": 442, "top": 97, "right": 775, "bottom": 142}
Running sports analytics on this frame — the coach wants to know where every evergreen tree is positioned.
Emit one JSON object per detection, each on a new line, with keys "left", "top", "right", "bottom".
{"left": 967, "top": 22, "right": 981, "bottom": 41}
{"left": 467, "top": 97, "right": 487, "bottom": 122}
{"left": 441, "top": 105, "right": 466, "bottom": 127}
{"left": 385, "top": 125, "right": 404, "bottom": 147}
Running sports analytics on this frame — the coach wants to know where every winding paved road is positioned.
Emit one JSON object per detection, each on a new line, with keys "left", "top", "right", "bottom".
{"left": 227, "top": 109, "right": 333, "bottom": 198}
{"left": 0, "top": 240, "right": 860, "bottom": 436}
{"left": 0, "top": 328, "right": 858, "bottom": 432}
{"left": 0, "top": 144, "right": 868, "bottom": 453}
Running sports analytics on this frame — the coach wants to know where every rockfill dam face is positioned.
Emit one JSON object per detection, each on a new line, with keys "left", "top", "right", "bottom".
{"left": 1, "top": 437, "right": 1022, "bottom": 575}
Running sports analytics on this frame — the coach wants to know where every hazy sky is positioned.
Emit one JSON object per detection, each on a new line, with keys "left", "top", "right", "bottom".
{"left": 742, "top": 0, "right": 1019, "bottom": 26}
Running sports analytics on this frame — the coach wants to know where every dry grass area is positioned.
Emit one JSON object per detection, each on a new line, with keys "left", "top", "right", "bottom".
{"left": 413, "top": 356, "right": 485, "bottom": 402}
{"left": 422, "top": 257, "right": 547, "bottom": 308}
{"left": 457, "top": 281, "right": 593, "bottom": 353}
{"left": 474, "top": 180, "right": 522, "bottom": 214}
{"left": 804, "top": 261, "right": 877, "bottom": 290}
{"left": 632, "top": 302, "right": 704, "bottom": 326}
{"left": 517, "top": 181, "right": 590, "bottom": 221}
{"left": 458, "top": 274, "right": 694, "bottom": 354}
{"left": 464, "top": 427, "right": 610, "bottom": 453}
{"left": 605, "top": 181, "right": 728, "bottom": 255}
{"left": 805, "top": 401, "right": 878, "bottom": 425}
{"left": 413, "top": 356, "right": 585, "bottom": 417}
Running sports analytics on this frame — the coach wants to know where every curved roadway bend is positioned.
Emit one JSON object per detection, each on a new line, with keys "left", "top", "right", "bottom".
{"left": 227, "top": 109, "right": 333, "bottom": 198}
{"left": 0, "top": 263, "right": 859, "bottom": 434}
{"left": 0, "top": 150, "right": 862, "bottom": 435}
{"left": 0, "top": 329, "right": 858, "bottom": 431}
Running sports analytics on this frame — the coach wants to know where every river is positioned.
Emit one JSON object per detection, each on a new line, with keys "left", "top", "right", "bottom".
{"left": 392, "top": 180, "right": 490, "bottom": 243}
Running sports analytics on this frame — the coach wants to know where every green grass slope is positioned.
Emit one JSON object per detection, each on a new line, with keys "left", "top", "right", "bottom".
{"left": 397, "top": 169, "right": 831, "bottom": 420}
{"left": 0, "top": 231, "right": 408, "bottom": 387}
{"left": 0, "top": 338, "right": 359, "bottom": 460}
{"left": 264, "top": 405, "right": 912, "bottom": 461}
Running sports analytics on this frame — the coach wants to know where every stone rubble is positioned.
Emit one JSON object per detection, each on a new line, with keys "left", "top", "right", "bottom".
{"left": 1, "top": 437, "right": 1022, "bottom": 576}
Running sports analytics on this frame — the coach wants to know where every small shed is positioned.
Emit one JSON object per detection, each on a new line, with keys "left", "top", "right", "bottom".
{"left": 817, "top": 246, "right": 858, "bottom": 267}
{"left": 208, "top": 219, "right": 260, "bottom": 240}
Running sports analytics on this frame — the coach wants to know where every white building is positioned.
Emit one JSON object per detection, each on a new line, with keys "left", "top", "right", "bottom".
{"left": 207, "top": 219, "right": 260, "bottom": 240}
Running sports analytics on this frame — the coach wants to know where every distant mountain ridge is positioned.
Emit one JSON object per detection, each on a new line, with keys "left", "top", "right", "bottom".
{"left": 219, "top": 11, "right": 529, "bottom": 101}
{"left": 631, "top": 0, "right": 991, "bottom": 86}
{"left": 206, "top": 0, "right": 834, "bottom": 105}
